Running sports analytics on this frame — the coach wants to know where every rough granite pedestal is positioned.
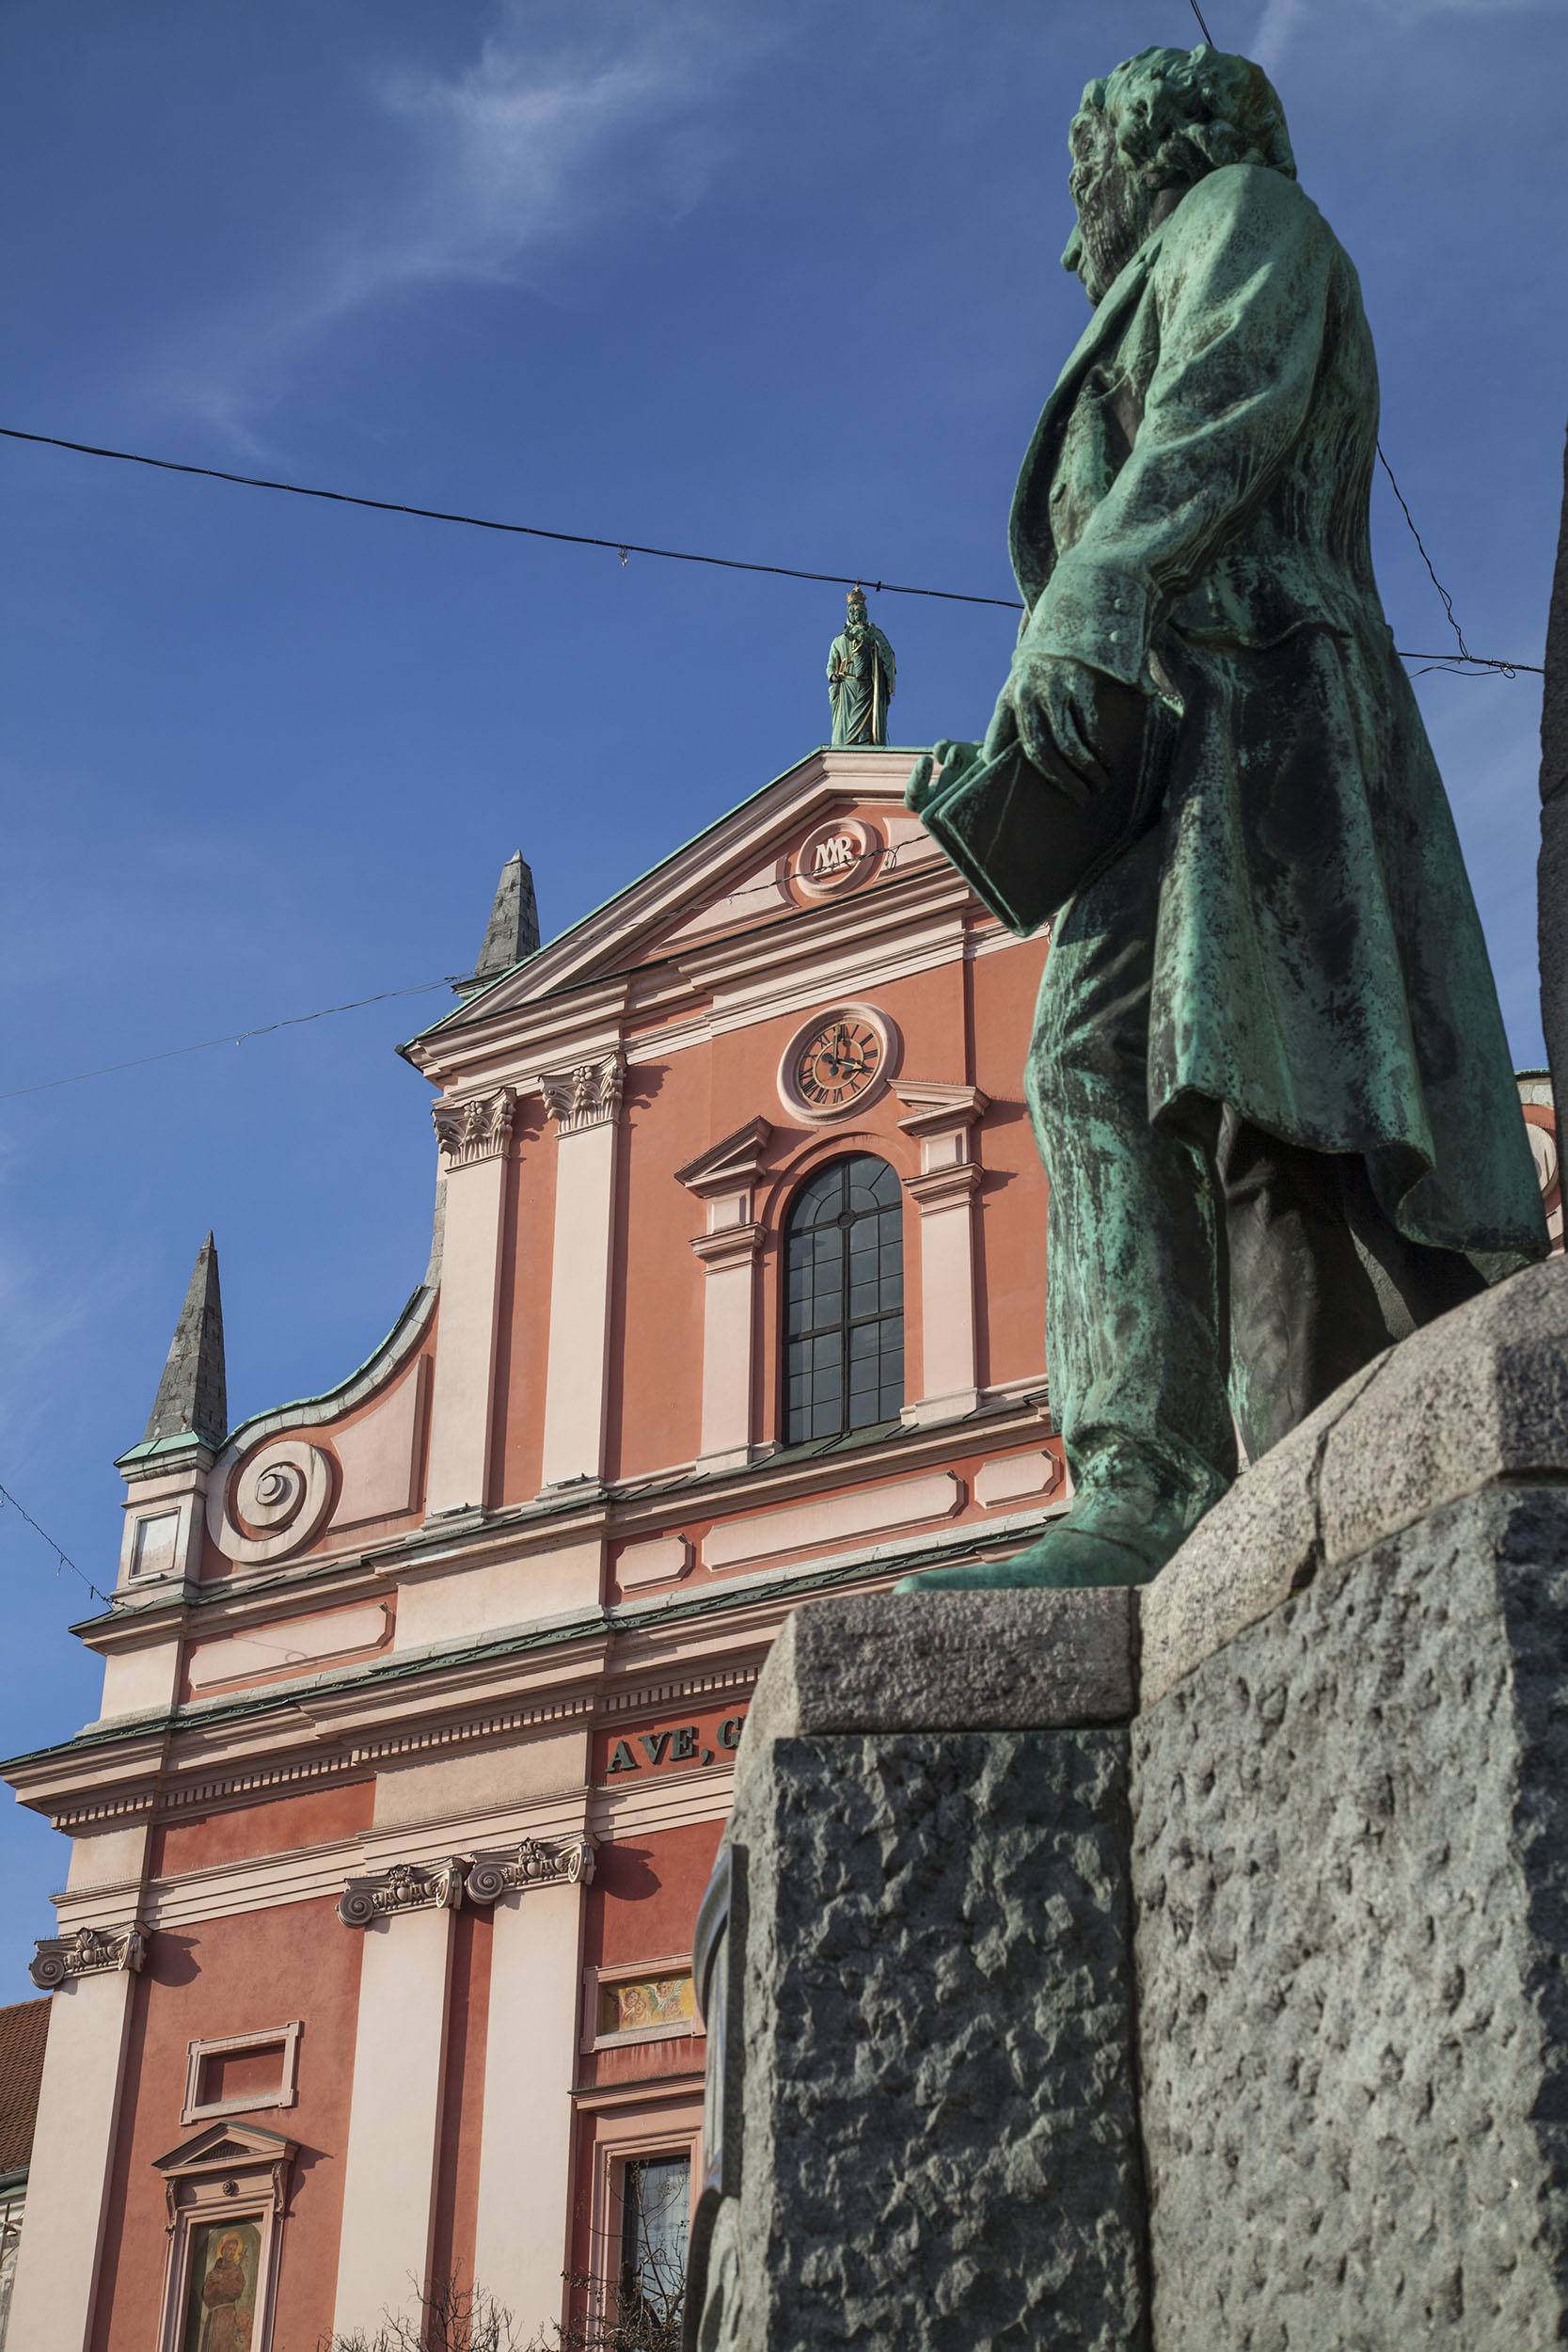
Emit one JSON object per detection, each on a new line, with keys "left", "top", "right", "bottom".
{"left": 689, "top": 1257, "right": 1568, "bottom": 2352}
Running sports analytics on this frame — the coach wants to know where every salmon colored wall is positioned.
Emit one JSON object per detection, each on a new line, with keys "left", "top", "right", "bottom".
{"left": 969, "top": 935, "right": 1051, "bottom": 1390}
{"left": 607, "top": 1049, "right": 709, "bottom": 1482}
{"left": 429, "top": 1906, "right": 493, "bottom": 2304}
{"left": 583, "top": 1821, "right": 720, "bottom": 2087}
{"left": 150, "top": 1780, "right": 374, "bottom": 1878}
{"left": 585, "top": 1822, "right": 722, "bottom": 1975}
{"left": 91, "top": 1895, "right": 362, "bottom": 2352}
{"left": 496, "top": 1097, "right": 556, "bottom": 1507}
{"left": 589, "top": 2025, "right": 707, "bottom": 2094}
{"left": 593, "top": 921, "right": 984, "bottom": 1483}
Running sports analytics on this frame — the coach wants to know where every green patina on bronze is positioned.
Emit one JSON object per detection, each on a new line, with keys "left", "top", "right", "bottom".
{"left": 905, "top": 44, "right": 1548, "bottom": 1593}
{"left": 828, "top": 586, "right": 895, "bottom": 746}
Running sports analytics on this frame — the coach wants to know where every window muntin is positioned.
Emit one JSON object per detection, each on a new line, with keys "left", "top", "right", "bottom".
{"left": 784, "top": 1156, "right": 904, "bottom": 1443}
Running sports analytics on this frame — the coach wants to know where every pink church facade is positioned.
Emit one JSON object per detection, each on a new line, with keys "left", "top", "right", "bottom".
{"left": 5, "top": 739, "right": 1560, "bottom": 2352}
{"left": 3, "top": 743, "right": 1103, "bottom": 2352}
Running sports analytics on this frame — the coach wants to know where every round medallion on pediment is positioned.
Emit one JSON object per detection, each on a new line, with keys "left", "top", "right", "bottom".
{"left": 792, "top": 814, "right": 881, "bottom": 902}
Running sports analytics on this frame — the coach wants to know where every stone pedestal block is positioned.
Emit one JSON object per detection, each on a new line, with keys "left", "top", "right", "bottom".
{"left": 1132, "top": 1258, "right": 1568, "bottom": 2351}
{"left": 692, "top": 1592, "right": 1148, "bottom": 2352}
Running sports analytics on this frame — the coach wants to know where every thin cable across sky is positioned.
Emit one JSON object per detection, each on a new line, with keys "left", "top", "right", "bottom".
{"left": 0, "top": 423, "right": 1541, "bottom": 675}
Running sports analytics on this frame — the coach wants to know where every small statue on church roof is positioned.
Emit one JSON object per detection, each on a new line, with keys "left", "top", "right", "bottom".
{"left": 827, "top": 586, "right": 895, "bottom": 747}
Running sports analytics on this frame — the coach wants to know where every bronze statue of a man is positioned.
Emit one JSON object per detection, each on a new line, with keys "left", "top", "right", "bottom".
{"left": 905, "top": 44, "right": 1547, "bottom": 1591}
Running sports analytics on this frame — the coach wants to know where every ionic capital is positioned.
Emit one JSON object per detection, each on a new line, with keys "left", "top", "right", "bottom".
{"left": 466, "top": 1833, "right": 595, "bottom": 1904}
{"left": 31, "top": 1922, "right": 148, "bottom": 1989}
{"left": 336, "top": 1856, "right": 467, "bottom": 1927}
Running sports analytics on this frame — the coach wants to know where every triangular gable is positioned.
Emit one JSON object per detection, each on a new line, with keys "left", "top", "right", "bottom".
{"left": 154, "top": 2119, "right": 297, "bottom": 2174}
{"left": 404, "top": 743, "right": 937, "bottom": 1058}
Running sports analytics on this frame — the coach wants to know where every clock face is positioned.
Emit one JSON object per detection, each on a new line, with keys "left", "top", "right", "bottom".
{"left": 789, "top": 1013, "right": 884, "bottom": 1115}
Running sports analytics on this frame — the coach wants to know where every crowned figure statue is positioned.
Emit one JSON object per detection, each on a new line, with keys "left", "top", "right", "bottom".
{"left": 827, "top": 587, "right": 895, "bottom": 746}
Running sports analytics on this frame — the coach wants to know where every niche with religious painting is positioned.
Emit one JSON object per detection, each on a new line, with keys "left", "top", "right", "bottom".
{"left": 151, "top": 2121, "right": 295, "bottom": 2352}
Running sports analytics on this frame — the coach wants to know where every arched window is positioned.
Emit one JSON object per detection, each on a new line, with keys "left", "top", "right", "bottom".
{"left": 784, "top": 1155, "right": 904, "bottom": 1444}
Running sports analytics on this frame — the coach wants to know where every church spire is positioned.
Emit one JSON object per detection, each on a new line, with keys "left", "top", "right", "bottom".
{"left": 459, "top": 852, "right": 541, "bottom": 996}
{"left": 143, "top": 1233, "right": 227, "bottom": 1450}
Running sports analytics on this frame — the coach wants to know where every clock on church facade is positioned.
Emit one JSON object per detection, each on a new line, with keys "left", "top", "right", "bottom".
{"left": 779, "top": 1003, "right": 895, "bottom": 1119}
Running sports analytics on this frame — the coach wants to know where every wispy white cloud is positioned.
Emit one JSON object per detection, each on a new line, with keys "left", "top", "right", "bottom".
{"left": 153, "top": 0, "right": 770, "bottom": 451}
{"left": 1253, "top": 0, "right": 1536, "bottom": 72}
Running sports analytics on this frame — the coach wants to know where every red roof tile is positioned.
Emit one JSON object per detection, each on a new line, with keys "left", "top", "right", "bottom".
{"left": 0, "top": 1999, "right": 50, "bottom": 2177}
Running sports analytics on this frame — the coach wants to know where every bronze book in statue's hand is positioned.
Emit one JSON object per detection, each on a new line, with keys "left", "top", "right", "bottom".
{"left": 908, "top": 693, "right": 1172, "bottom": 938}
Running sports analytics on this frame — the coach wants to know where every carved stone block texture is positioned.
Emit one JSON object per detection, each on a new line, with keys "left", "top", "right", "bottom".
{"left": 1133, "top": 1484, "right": 1568, "bottom": 2352}
{"left": 717, "top": 1727, "right": 1148, "bottom": 2352}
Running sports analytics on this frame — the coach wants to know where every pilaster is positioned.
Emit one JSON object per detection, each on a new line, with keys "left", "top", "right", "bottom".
{"left": 677, "top": 1119, "right": 774, "bottom": 1473}
{"left": 8, "top": 1931, "right": 148, "bottom": 2351}
{"left": 331, "top": 1860, "right": 466, "bottom": 2339}
{"left": 472, "top": 1830, "right": 594, "bottom": 2340}
{"left": 424, "top": 1087, "right": 515, "bottom": 1518}
{"left": 539, "top": 1055, "right": 625, "bottom": 1488}
{"left": 895, "top": 1083, "right": 990, "bottom": 1426}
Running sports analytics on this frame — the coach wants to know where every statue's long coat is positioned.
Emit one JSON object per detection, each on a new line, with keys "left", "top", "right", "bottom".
{"left": 1014, "top": 161, "right": 1545, "bottom": 1263}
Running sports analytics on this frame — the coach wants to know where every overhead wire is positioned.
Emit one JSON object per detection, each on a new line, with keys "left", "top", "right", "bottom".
{"left": 0, "top": 975, "right": 467, "bottom": 1103}
{"left": 0, "top": 1478, "right": 113, "bottom": 1607}
{"left": 0, "top": 423, "right": 1541, "bottom": 673}
{"left": 0, "top": 842, "right": 916, "bottom": 1103}
{"left": 0, "top": 425, "right": 1020, "bottom": 613}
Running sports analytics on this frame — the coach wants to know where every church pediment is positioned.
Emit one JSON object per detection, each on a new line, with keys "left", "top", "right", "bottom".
{"left": 153, "top": 2120, "right": 298, "bottom": 2176}
{"left": 405, "top": 744, "right": 949, "bottom": 1065}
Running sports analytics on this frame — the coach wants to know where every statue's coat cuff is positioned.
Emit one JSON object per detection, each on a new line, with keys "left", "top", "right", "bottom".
{"left": 1025, "top": 555, "right": 1150, "bottom": 690}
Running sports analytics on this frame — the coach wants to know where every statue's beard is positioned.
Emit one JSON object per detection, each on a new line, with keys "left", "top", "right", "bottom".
{"left": 1074, "top": 174, "right": 1154, "bottom": 306}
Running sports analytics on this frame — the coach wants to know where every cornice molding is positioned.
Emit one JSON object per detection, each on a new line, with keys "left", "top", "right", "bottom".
{"left": 31, "top": 1921, "right": 148, "bottom": 1988}
{"left": 907, "top": 1164, "right": 984, "bottom": 1212}
{"left": 432, "top": 1086, "right": 516, "bottom": 1168}
{"left": 16, "top": 1418, "right": 1063, "bottom": 1830}
{"left": 895, "top": 1081, "right": 991, "bottom": 1137}
{"left": 689, "top": 1223, "right": 766, "bottom": 1271}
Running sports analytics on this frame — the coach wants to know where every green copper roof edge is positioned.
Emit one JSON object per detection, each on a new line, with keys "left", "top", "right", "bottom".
{"left": 400, "top": 742, "right": 932, "bottom": 1055}
{"left": 115, "top": 1432, "right": 212, "bottom": 1471}
{"left": 5, "top": 1513, "right": 1052, "bottom": 1779}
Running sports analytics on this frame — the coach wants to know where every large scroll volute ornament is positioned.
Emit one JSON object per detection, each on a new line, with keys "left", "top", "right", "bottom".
{"left": 207, "top": 1436, "right": 334, "bottom": 1565}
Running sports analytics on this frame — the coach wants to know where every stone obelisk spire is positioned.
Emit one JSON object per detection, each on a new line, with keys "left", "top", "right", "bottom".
{"left": 457, "top": 852, "right": 541, "bottom": 997}
{"left": 142, "top": 1232, "right": 227, "bottom": 1450}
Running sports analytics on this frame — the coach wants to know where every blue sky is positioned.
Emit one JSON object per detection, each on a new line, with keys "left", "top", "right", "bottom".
{"left": 2, "top": 0, "right": 1562, "bottom": 1997}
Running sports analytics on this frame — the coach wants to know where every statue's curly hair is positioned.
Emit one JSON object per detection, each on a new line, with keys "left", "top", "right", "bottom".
{"left": 1078, "top": 44, "right": 1295, "bottom": 192}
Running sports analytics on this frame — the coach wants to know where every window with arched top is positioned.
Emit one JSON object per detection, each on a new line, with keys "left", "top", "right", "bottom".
{"left": 783, "top": 1155, "right": 904, "bottom": 1445}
